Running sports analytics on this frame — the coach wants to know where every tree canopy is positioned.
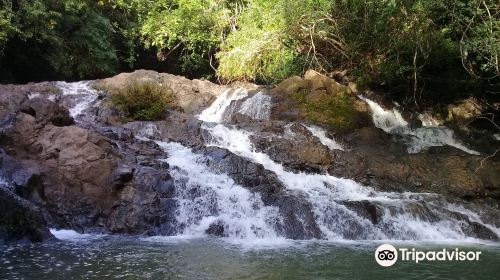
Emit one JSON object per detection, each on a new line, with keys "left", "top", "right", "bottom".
{"left": 0, "top": 0, "right": 498, "bottom": 102}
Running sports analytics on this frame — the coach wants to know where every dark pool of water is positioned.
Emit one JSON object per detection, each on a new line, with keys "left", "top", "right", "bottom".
{"left": 1, "top": 235, "right": 499, "bottom": 279}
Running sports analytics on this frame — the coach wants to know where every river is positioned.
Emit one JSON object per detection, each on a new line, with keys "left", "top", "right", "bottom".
{"left": 1, "top": 232, "right": 500, "bottom": 279}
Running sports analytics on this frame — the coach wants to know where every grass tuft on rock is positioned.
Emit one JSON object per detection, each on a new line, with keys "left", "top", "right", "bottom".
{"left": 111, "top": 81, "right": 175, "bottom": 121}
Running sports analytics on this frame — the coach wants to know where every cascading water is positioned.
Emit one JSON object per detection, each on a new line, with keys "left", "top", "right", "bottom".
{"left": 57, "top": 81, "right": 100, "bottom": 120}
{"left": 4, "top": 79, "right": 499, "bottom": 279}
{"left": 52, "top": 82, "right": 499, "bottom": 242}
{"left": 238, "top": 91, "right": 273, "bottom": 120}
{"left": 303, "top": 124, "right": 344, "bottom": 151}
{"left": 359, "top": 96, "right": 480, "bottom": 155}
{"left": 197, "top": 89, "right": 499, "bottom": 241}
{"left": 418, "top": 112, "right": 443, "bottom": 127}
{"left": 197, "top": 88, "right": 248, "bottom": 123}
{"left": 155, "top": 141, "right": 283, "bottom": 242}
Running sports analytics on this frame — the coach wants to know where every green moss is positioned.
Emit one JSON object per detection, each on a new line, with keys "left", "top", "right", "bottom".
{"left": 111, "top": 81, "right": 175, "bottom": 121}
{"left": 291, "top": 89, "right": 360, "bottom": 131}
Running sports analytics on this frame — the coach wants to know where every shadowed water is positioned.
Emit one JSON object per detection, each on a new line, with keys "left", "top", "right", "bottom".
{"left": 1, "top": 236, "right": 499, "bottom": 279}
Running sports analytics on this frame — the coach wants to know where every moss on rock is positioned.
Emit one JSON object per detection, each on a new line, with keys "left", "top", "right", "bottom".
{"left": 274, "top": 70, "right": 371, "bottom": 131}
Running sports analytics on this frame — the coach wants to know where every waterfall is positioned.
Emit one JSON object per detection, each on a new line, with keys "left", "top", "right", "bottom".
{"left": 57, "top": 81, "right": 100, "bottom": 119}
{"left": 198, "top": 88, "right": 274, "bottom": 122}
{"left": 238, "top": 91, "right": 272, "bottom": 120}
{"left": 52, "top": 82, "right": 498, "bottom": 242}
{"left": 303, "top": 124, "right": 344, "bottom": 151}
{"left": 155, "top": 141, "right": 283, "bottom": 243}
{"left": 197, "top": 89, "right": 499, "bottom": 241}
{"left": 198, "top": 88, "right": 248, "bottom": 123}
{"left": 359, "top": 96, "right": 480, "bottom": 155}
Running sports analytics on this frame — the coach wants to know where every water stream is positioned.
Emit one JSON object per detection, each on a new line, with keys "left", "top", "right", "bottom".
{"left": 40, "top": 83, "right": 500, "bottom": 242}
{"left": 2, "top": 82, "right": 499, "bottom": 279}
{"left": 196, "top": 90, "right": 499, "bottom": 241}
{"left": 359, "top": 96, "right": 480, "bottom": 155}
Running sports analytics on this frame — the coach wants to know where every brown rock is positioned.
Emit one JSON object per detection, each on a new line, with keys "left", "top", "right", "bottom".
{"left": 447, "top": 97, "right": 483, "bottom": 124}
{"left": 96, "top": 70, "right": 225, "bottom": 115}
{"left": 20, "top": 97, "right": 74, "bottom": 126}
{"left": 270, "top": 69, "right": 370, "bottom": 131}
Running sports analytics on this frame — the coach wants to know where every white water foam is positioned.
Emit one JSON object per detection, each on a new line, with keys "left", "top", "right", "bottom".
{"left": 359, "top": 96, "right": 408, "bottom": 132}
{"left": 139, "top": 123, "right": 160, "bottom": 138}
{"left": 155, "top": 141, "right": 284, "bottom": 244}
{"left": 238, "top": 91, "right": 272, "bottom": 120}
{"left": 418, "top": 113, "right": 443, "bottom": 127}
{"left": 196, "top": 89, "right": 498, "bottom": 241}
{"left": 0, "top": 175, "right": 8, "bottom": 184}
{"left": 198, "top": 88, "right": 248, "bottom": 123}
{"left": 27, "top": 93, "right": 41, "bottom": 100}
{"left": 28, "top": 91, "right": 57, "bottom": 102}
{"left": 359, "top": 96, "right": 479, "bottom": 155}
{"left": 50, "top": 229, "right": 104, "bottom": 242}
{"left": 57, "top": 81, "right": 99, "bottom": 119}
{"left": 303, "top": 124, "right": 344, "bottom": 151}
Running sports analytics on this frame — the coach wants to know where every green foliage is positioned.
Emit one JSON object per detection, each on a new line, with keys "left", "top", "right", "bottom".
{"left": 0, "top": 0, "right": 136, "bottom": 82}
{"left": 62, "top": 9, "right": 118, "bottom": 78}
{"left": 216, "top": 0, "right": 337, "bottom": 83}
{"left": 291, "top": 89, "right": 360, "bottom": 130}
{"left": 0, "top": 0, "right": 14, "bottom": 51}
{"left": 137, "top": 0, "right": 230, "bottom": 74}
{"left": 455, "top": 0, "right": 499, "bottom": 79}
{"left": 111, "top": 81, "right": 175, "bottom": 121}
{"left": 0, "top": 0, "right": 498, "bottom": 102}
{"left": 216, "top": 0, "right": 296, "bottom": 82}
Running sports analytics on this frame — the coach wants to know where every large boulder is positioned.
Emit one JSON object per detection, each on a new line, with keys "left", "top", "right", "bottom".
{"left": 0, "top": 82, "right": 61, "bottom": 120}
{"left": 123, "top": 112, "right": 206, "bottom": 148}
{"left": 446, "top": 97, "right": 483, "bottom": 125}
{"left": 0, "top": 151, "right": 53, "bottom": 244}
{"left": 0, "top": 186, "right": 53, "bottom": 244}
{"left": 270, "top": 70, "right": 371, "bottom": 131}
{"left": 95, "top": 70, "right": 226, "bottom": 115}
{"left": 0, "top": 95, "right": 177, "bottom": 235}
{"left": 20, "top": 97, "right": 74, "bottom": 126}
{"left": 250, "top": 123, "right": 333, "bottom": 173}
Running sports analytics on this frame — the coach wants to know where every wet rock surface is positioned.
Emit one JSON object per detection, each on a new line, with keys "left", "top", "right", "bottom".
{"left": 248, "top": 123, "right": 500, "bottom": 199}
{"left": 0, "top": 69, "right": 499, "bottom": 243}
{"left": 0, "top": 94, "right": 177, "bottom": 239}
{"left": 250, "top": 123, "right": 333, "bottom": 173}
{"left": 0, "top": 151, "right": 54, "bottom": 244}
{"left": 197, "top": 146, "right": 322, "bottom": 239}
{"left": 0, "top": 186, "right": 54, "bottom": 245}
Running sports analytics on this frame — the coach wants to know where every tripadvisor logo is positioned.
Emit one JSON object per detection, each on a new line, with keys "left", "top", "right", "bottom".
{"left": 375, "top": 244, "right": 482, "bottom": 267}
{"left": 375, "top": 244, "right": 398, "bottom": 267}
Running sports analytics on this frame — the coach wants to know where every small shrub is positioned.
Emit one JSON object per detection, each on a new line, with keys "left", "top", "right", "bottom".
{"left": 111, "top": 81, "right": 175, "bottom": 121}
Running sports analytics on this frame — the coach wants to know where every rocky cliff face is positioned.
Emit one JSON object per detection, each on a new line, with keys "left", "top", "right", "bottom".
{"left": 0, "top": 97, "right": 176, "bottom": 238}
{"left": 0, "top": 167, "right": 53, "bottom": 245}
{"left": 0, "top": 70, "right": 499, "bottom": 244}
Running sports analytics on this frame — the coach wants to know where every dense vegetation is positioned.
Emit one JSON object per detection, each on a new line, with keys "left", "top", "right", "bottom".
{"left": 1, "top": 0, "right": 498, "bottom": 103}
{"left": 110, "top": 81, "right": 175, "bottom": 121}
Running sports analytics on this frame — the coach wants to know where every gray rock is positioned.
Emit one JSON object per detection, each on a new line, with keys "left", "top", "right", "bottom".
{"left": 20, "top": 97, "right": 74, "bottom": 126}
